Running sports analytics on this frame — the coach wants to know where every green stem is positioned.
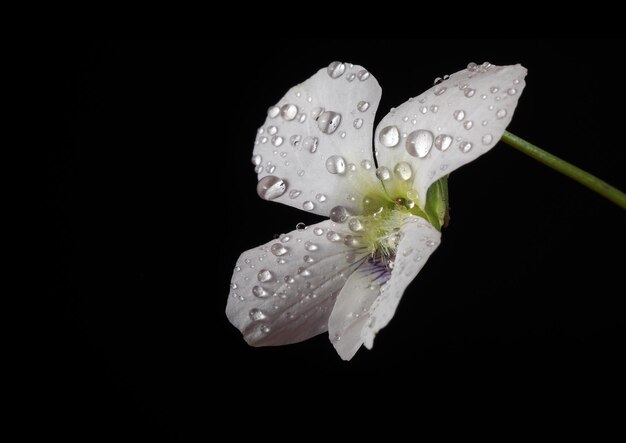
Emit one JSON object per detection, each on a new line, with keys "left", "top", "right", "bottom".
{"left": 501, "top": 131, "right": 626, "bottom": 210}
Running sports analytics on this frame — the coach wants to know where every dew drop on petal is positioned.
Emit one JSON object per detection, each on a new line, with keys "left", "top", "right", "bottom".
{"left": 393, "top": 162, "right": 413, "bottom": 180}
{"left": 281, "top": 104, "right": 298, "bottom": 120}
{"left": 270, "top": 243, "right": 288, "bottom": 256}
{"left": 318, "top": 111, "right": 342, "bottom": 134}
{"left": 252, "top": 286, "right": 270, "bottom": 298}
{"left": 453, "top": 110, "right": 465, "bottom": 121}
{"left": 405, "top": 130, "right": 434, "bottom": 158}
{"left": 329, "top": 206, "right": 349, "bottom": 223}
{"left": 256, "top": 176, "right": 286, "bottom": 200}
{"left": 434, "top": 85, "right": 447, "bottom": 96}
{"left": 463, "top": 120, "right": 474, "bottom": 130}
{"left": 302, "top": 201, "right": 315, "bottom": 211}
{"left": 302, "top": 136, "right": 319, "bottom": 153}
{"left": 290, "top": 135, "right": 302, "bottom": 146}
{"left": 327, "top": 61, "right": 346, "bottom": 79}
{"left": 267, "top": 106, "right": 280, "bottom": 118}
{"left": 271, "top": 135, "right": 284, "bottom": 146}
{"left": 304, "top": 241, "right": 318, "bottom": 251}
{"left": 507, "top": 88, "right": 517, "bottom": 96}
{"left": 315, "top": 193, "right": 327, "bottom": 202}
{"left": 353, "top": 118, "right": 364, "bottom": 129}
{"left": 464, "top": 88, "right": 476, "bottom": 98}
{"left": 249, "top": 308, "right": 267, "bottom": 321}
{"left": 311, "top": 107, "right": 325, "bottom": 120}
{"left": 434, "top": 134, "right": 453, "bottom": 151}
{"left": 357, "top": 69, "right": 370, "bottom": 81}
{"left": 325, "top": 155, "right": 347, "bottom": 174}
{"left": 296, "top": 222, "right": 306, "bottom": 231}
{"left": 496, "top": 109, "right": 507, "bottom": 119}
{"left": 257, "top": 269, "right": 274, "bottom": 282}
{"left": 251, "top": 154, "right": 262, "bottom": 166}
{"left": 459, "top": 141, "right": 473, "bottom": 153}
{"left": 348, "top": 218, "right": 364, "bottom": 232}
{"left": 357, "top": 101, "right": 370, "bottom": 112}
{"left": 379, "top": 126, "right": 400, "bottom": 148}
{"left": 482, "top": 134, "right": 493, "bottom": 145}
{"left": 375, "top": 166, "right": 391, "bottom": 181}
{"left": 267, "top": 126, "right": 278, "bottom": 136}
{"left": 326, "top": 231, "right": 342, "bottom": 242}
{"left": 361, "top": 159, "right": 373, "bottom": 170}
{"left": 313, "top": 227, "right": 324, "bottom": 236}
{"left": 289, "top": 189, "right": 301, "bottom": 199}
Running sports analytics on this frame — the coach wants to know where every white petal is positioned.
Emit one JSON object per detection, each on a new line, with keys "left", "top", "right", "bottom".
{"left": 374, "top": 63, "right": 527, "bottom": 207}
{"left": 362, "top": 216, "right": 441, "bottom": 349}
{"left": 226, "top": 220, "right": 369, "bottom": 347}
{"left": 327, "top": 266, "right": 384, "bottom": 360}
{"left": 253, "top": 62, "right": 382, "bottom": 217}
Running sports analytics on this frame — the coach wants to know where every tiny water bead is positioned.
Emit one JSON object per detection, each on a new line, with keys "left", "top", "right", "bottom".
{"left": 357, "top": 69, "right": 370, "bottom": 81}
{"left": 304, "top": 241, "right": 318, "bottom": 251}
{"left": 257, "top": 176, "right": 286, "bottom": 200}
{"left": 280, "top": 104, "right": 298, "bottom": 120}
{"left": 379, "top": 125, "right": 400, "bottom": 148}
{"left": 496, "top": 109, "right": 507, "bottom": 119}
{"left": 290, "top": 135, "right": 302, "bottom": 146}
{"left": 313, "top": 227, "right": 325, "bottom": 236}
{"left": 249, "top": 309, "right": 267, "bottom": 321}
{"left": 353, "top": 118, "right": 364, "bottom": 129}
{"left": 257, "top": 269, "right": 274, "bottom": 282}
{"left": 289, "top": 189, "right": 301, "bottom": 199}
{"left": 271, "top": 135, "right": 284, "bottom": 146}
{"left": 357, "top": 101, "right": 370, "bottom": 112}
{"left": 453, "top": 110, "right": 465, "bottom": 121}
{"left": 463, "top": 120, "right": 474, "bottom": 130}
{"left": 296, "top": 222, "right": 306, "bottom": 231}
{"left": 316, "top": 193, "right": 327, "bottom": 202}
{"left": 302, "top": 136, "right": 319, "bottom": 153}
{"left": 326, "top": 155, "right": 347, "bottom": 174}
{"left": 405, "top": 129, "right": 434, "bottom": 158}
{"left": 361, "top": 159, "right": 373, "bottom": 170}
{"left": 270, "top": 243, "right": 288, "bottom": 256}
{"left": 267, "top": 106, "right": 280, "bottom": 118}
{"left": 303, "top": 201, "right": 315, "bottom": 211}
{"left": 393, "top": 162, "right": 413, "bottom": 180}
{"left": 348, "top": 218, "right": 364, "bottom": 232}
{"left": 327, "top": 231, "right": 342, "bottom": 242}
{"left": 327, "top": 61, "right": 346, "bottom": 79}
{"left": 459, "top": 141, "right": 473, "bottom": 153}
{"left": 482, "top": 134, "right": 493, "bottom": 145}
{"left": 252, "top": 286, "right": 270, "bottom": 298}
{"left": 330, "top": 205, "right": 349, "bottom": 223}
{"left": 318, "top": 111, "right": 342, "bottom": 134}
{"left": 434, "top": 134, "right": 453, "bottom": 151}
{"left": 267, "top": 126, "right": 278, "bottom": 135}
{"left": 375, "top": 166, "right": 391, "bottom": 181}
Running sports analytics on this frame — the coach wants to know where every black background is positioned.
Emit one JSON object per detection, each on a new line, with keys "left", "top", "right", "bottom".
{"left": 46, "top": 40, "right": 624, "bottom": 439}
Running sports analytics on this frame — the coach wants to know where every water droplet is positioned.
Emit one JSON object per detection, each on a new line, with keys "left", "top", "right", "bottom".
{"left": 343, "top": 235, "right": 359, "bottom": 247}
{"left": 302, "top": 201, "right": 315, "bottom": 211}
{"left": 347, "top": 73, "right": 356, "bottom": 82}
{"left": 482, "top": 120, "right": 488, "bottom": 127}
{"left": 302, "top": 136, "right": 319, "bottom": 153}
{"left": 482, "top": 134, "right": 493, "bottom": 145}
{"left": 339, "top": 131, "right": 346, "bottom": 139}
{"left": 256, "top": 176, "right": 286, "bottom": 200}
{"left": 289, "top": 189, "right": 301, "bottom": 199}
{"left": 430, "top": 105, "right": 439, "bottom": 113}
{"left": 490, "top": 86, "right": 499, "bottom": 94}
{"left": 297, "top": 169, "right": 305, "bottom": 177}
{"left": 467, "top": 62, "right": 477, "bottom": 71}
{"left": 315, "top": 193, "right": 327, "bottom": 202}
{"left": 257, "top": 269, "right": 274, "bottom": 283}
{"left": 230, "top": 283, "right": 238, "bottom": 290}
{"left": 347, "top": 163, "right": 356, "bottom": 172}
{"left": 375, "top": 166, "right": 391, "bottom": 181}
{"left": 252, "top": 286, "right": 270, "bottom": 298}
{"left": 348, "top": 218, "right": 364, "bottom": 232}
{"left": 325, "top": 155, "right": 346, "bottom": 174}
{"left": 507, "top": 88, "right": 517, "bottom": 96}
{"left": 327, "top": 61, "right": 346, "bottom": 79}
{"left": 235, "top": 266, "right": 241, "bottom": 272}
{"left": 251, "top": 154, "right": 262, "bottom": 166}
{"left": 405, "top": 130, "right": 434, "bottom": 158}
{"left": 313, "top": 227, "right": 324, "bottom": 236}
{"left": 284, "top": 275, "right": 295, "bottom": 284}
{"left": 459, "top": 141, "right": 473, "bottom": 153}
{"left": 513, "top": 79, "right": 520, "bottom": 85}
{"left": 357, "top": 69, "right": 370, "bottom": 81}
{"left": 393, "top": 162, "right": 413, "bottom": 180}
{"left": 297, "top": 113, "right": 307, "bottom": 123}
{"left": 379, "top": 125, "right": 400, "bottom": 148}
{"left": 357, "top": 101, "right": 370, "bottom": 112}
{"left": 433, "top": 77, "right": 443, "bottom": 85}
{"left": 260, "top": 136, "right": 268, "bottom": 144}
{"left": 481, "top": 94, "right": 487, "bottom": 100}
{"left": 326, "top": 231, "right": 342, "bottom": 242}
{"left": 331, "top": 333, "right": 341, "bottom": 343}
{"left": 267, "top": 126, "right": 278, "bottom": 136}
{"left": 311, "top": 107, "right": 325, "bottom": 120}
{"left": 270, "top": 243, "right": 288, "bottom": 256}
{"left": 318, "top": 111, "right": 342, "bottom": 134}
{"left": 361, "top": 159, "right": 373, "bottom": 170}
{"left": 420, "top": 106, "right": 428, "bottom": 114}
{"left": 260, "top": 325, "right": 271, "bottom": 334}
{"left": 304, "top": 241, "right": 318, "bottom": 251}
{"left": 296, "top": 222, "right": 306, "bottom": 231}
{"left": 271, "top": 135, "right": 284, "bottom": 146}
{"left": 496, "top": 109, "right": 507, "bottom": 119}
{"left": 280, "top": 234, "right": 291, "bottom": 243}
{"left": 267, "top": 106, "right": 280, "bottom": 118}
{"left": 297, "top": 267, "right": 311, "bottom": 277}
{"left": 463, "top": 120, "right": 474, "bottom": 130}
{"left": 266, "top": 164, "right": 276, "bottom": 174}
{"left": 353, "top": 118, "right": 364, "bottom": 129}
{"left": 434, "top": 86, "right": 447, "bottom": 96}
{"left": 426, "top": 240, "right": 437, "bottom": 247}
{"left": 303, "top": 255, "right": 315, "bottom": 263}
{"left": 434, "top": 134, "right": 453, "bottom": 151}
{"left": 249, "top": 308, "right": 267, "bottom": 321}
{"left": 464, "top": 88, "right": 476, "bottom": 98}
{"left": 281, "top": 104, "right": 298, "bottom": 120}
{"left": 330, "top": 206, "right": 349, "bottom": 223}
{"left": 453, "top": 110, "right": 465, "bottom": 121}
{"left": 290, "top": 135, "right": 302, "bottom": 147}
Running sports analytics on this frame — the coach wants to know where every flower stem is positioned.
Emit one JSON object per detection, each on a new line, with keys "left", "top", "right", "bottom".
{"left": 501, "top": 131, "right": 626, "bottom": 210}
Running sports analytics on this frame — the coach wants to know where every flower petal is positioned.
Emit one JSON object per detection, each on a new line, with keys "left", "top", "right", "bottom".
{"left": 362, "top": 216, "right": 441, "bottom": 349}
{"left": 374, "top": 62, "right": 527, "bottom": 207}
{"left": 227, "top": 220, "right": 369, "bottom": 347}
{"left": 328, "top": 215, "right": 440, "bottom": 360}
{"left": 253, "top": 62, "right": 382, "bottom": 217}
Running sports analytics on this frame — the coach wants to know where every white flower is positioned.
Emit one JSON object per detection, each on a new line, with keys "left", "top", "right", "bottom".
{"left": 227, "top": 61, "right": 526, "bottom": 360}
